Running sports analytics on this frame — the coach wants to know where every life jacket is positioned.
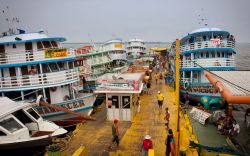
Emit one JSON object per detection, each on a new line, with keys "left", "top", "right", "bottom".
{"left": 143, "top": 139, "right": 153, "bottom": 151}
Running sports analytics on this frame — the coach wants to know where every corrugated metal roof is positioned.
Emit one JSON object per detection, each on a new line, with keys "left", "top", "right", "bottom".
{"left": 211, "top": 71, "right": 250, "bottom": 96}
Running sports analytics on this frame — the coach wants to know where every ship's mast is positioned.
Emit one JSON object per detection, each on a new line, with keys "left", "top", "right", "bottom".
{"left": 198, "top": 8, "right": 208, "bottom": 27}
{"left": 1, "top": 5, "right": 20, "bottom": 35}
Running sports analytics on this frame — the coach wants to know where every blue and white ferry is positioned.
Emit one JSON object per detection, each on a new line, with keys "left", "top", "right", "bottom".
{"left": 169, "top": 27, "right": 236, "bottom": 107}
{"left": 102, "top": 39, "right": 128, "bottom": 70}
{"left": 0, "top": 29, "right": 96, "bottom": 127}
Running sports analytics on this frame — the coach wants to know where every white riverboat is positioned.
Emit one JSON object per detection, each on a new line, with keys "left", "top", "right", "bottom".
{"left": 0, "top": 29, "right": 96, "bottom": 127}
{"left": 127, "top": 38, "right": 146, "bottom": 59}
{"left": 103, "top": 39, "right": 127, "bottom": 68}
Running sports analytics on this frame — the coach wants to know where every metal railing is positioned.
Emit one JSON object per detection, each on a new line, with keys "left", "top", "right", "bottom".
{"left": 86, "top": 56, "right": 110, "bottom": 66}
{"left": 180, "top": 40, "right": 235, "bottom": 53}
{"left": 180, "top": 58, "right": 235, "bottom": 68}
{"left": 0, "top": 48, "right": 75, "bottom": 65}
{"left": 0, "top": 69, "right": 79, "bottom": 91}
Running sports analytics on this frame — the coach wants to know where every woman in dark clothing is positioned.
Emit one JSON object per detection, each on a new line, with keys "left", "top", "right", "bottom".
{"left": 165, "top": 129, "right": 175, "bottom": 156}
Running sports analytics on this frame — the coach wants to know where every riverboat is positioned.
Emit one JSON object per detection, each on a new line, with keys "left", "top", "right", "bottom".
{"left": 169, "top": 27, "right": 236, "bottom": 108}
{"left": 0, "top": 29, "right": 96, "bottom": 127}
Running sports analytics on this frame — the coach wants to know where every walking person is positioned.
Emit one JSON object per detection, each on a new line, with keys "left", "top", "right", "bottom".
{"left": 159, "top": 72, "right": 163, "bottom": 84}
{"left": 154, "top": 72, "right": 159, "bottom": 84}
{"left": 184, "top": 92, "right": 189, "bottom": 109}
{"left": 141, "top": 135, "right": 153, "bottom": 156}
{"left": 165, "top": 129, "right": 175, "bottom": 156}
{"left": 164, "top": 107, "right": 170, "bottom": 129}
{"left": 109, "top": 119, "right": 119, "bottom": 149}
{"left": 157, "top": 91, "right": 164, "bottom": 113}
{"left": 137, "top": 97, "right": 141, "bottom": 113}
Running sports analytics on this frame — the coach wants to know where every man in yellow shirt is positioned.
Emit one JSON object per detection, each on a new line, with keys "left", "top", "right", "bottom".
{"left": 157, "top": 91, "right": 164, "bottom": 113}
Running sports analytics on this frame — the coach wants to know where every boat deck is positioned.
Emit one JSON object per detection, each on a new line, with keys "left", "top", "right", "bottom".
{"left": 62, "top": 80, "right": 177, "bottom": 156}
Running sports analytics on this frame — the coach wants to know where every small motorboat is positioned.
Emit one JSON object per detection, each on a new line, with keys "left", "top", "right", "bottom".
{"left": 0, "top": 97, "right": 67, "bottom": 150}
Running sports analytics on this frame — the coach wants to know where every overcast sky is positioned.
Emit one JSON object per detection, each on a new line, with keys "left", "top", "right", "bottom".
{"left": 0, "top": 0, "right": 250, "bottom": 43}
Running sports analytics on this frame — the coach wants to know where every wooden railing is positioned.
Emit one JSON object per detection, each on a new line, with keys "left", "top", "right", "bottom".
{"left": 0, "top": 48, "right": 75, "bottom": 65}
{"left": 180, "top": 58, "right": 235, "bottom": 68}
{"left": 180, "top": 40, "right": 235, "bottom": 53}
{"left": 0, "top": 69, "right": 79, "bottom": 91}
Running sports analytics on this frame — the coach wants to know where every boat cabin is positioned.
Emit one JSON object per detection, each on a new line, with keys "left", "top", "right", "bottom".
{"left": 94, "top": 73, "right": 143, "bottom": 121}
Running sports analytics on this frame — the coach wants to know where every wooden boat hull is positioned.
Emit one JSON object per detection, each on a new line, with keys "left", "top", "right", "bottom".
{"left": 0, "top": 136, "right": 52, "bottom": 150}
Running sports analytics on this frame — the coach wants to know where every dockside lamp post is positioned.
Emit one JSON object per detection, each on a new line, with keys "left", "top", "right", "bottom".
{"left": 175, "top": 39, "right": 180, "bottom": 156}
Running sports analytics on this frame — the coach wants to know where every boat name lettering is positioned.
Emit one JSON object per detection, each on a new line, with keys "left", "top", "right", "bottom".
{"left": 45, "top": 48, "right": 68, "bottom": 58}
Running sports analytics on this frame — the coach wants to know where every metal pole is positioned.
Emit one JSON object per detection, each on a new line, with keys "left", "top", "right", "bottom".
{"left": 175, "top": 39, "right": 180, "bottom": 156}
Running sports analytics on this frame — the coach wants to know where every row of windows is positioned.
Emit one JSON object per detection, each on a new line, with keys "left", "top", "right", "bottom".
{"left": 0, "top": 41, "right": 59, "bottom": 52}
{"left": 37, "top": 41, "right": 58, "bottom": 49}
{"left": 193, "top": 51, "right": 232, "bottom": 59}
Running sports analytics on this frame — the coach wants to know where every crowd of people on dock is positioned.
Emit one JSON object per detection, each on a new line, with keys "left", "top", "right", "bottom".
{"left": 215, "top": 111, "right": 240, "bottom": 136}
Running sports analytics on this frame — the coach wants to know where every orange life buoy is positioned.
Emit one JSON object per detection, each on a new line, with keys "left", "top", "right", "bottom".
{"left": 28, "top": 69, "right": 36, "bottom": 75}
{"left": 50, "top": 87, "right": 57, "bottom": 92}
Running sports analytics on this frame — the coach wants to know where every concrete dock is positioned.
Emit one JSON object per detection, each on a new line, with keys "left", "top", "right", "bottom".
{"left": 62, "top": 80, "right": 178, "bottom": 156}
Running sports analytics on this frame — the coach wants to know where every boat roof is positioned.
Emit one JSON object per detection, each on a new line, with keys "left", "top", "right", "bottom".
{"left": 128, "top": 38, "right": 144, "bottom": 42}
{"left": 0, "top": 32, "right": 66, "bottom": 45}
{"left": 207, "top": 71, "right": 250, "bottom": 97}
{"left": 0, "top": 97, "right": 32, "bottom": 119}
{"left": 181, "top": 27, "right": 230, "bottom": 41}
{"left": 98, "top": 73, "right": 143, "bottom": 80}
{"left": 104, "top": 39, "right": 122, "bottom": 45}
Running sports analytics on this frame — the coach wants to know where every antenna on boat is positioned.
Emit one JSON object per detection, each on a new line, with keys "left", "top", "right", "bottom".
{"left": 88, "top": 34, "right": 96, "bottom": 50}
{"left": 198, "top": 8, "right": 208, "bottom": 27}
{"left": 1, "top": 5, "right": 21, "bottom": 35}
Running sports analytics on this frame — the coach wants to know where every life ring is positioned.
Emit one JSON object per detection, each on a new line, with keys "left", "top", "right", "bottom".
{"left": 183, "top": 81, "right": 189, "bottom": 90}
{"left": 50, "top": 87, "right": 57, "bottom": 92}
{"left": 28, "top": 69, "right": 36, "bottom": 75}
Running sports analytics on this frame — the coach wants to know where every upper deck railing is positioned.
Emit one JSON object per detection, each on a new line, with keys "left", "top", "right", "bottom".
{"left": 180, "top": 40, "right": 235, "bottom": 53}
{"left": 0, "top": 48, "right": 75, "bottom": 65}
{"left": 109, "top": 53, "right": 127, "bottom": 61}
{"left": 180, "top": 58, "right": 235, "bottom": 68}
{"left": 0, "top": 68, "right": 79, "bottom": 91}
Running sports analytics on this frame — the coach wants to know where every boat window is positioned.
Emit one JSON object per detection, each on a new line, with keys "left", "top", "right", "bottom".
{"left": 51, "top": 41, "right": 58, "bottom": 48}
{"left": 37, "top": 41, "right": 43, "bottom": 50}
{"left": 42, "top": 64, "right": 50, "bottom": 73}
{"left": 206, "top": 52, "right": 209, "bottom": 58}
{"left": 0, "top": 117, "right": 23, "bottom": 133}
{"left": 203, "top": 36, "right": 207, "bottom": 41}
{"left": 68, "top": 62, "right": 74, "bottom": 69}
{"left": 49, "top": 63, "right": 59, "bottom": 72}
{"left": 211, "top": 52, "right": 215, "bottom": 58}
{"left": 27, "top": 108, "right": 40, "bottom": 120}
{"left": 12, "top": 110, "right": 33, "bottom": 124}
{"left": 12, "top": 44, "right": 16, "bottom": 49}
{"left": 222, "top": 52, "right": 225, "bottom": 57}
{"left": 42, "top": 41, "right": 52, "bottom": 48}
{"left": 111, "top": 96, "right": 119, "bottom": 108}
{"left": 217, "top": 52, "right": 221, "bottom": 57}
{"left": 228, "top": 53, "right": 232, "bottom": 58}
{"left": 0, "top": 130, "right": 7, "bottom": 136}
{"left": 122, "top": 96, "right": 130, "bottom": 109}
{"left": 200, "top": 53, "right": 203, "bottom": 58}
